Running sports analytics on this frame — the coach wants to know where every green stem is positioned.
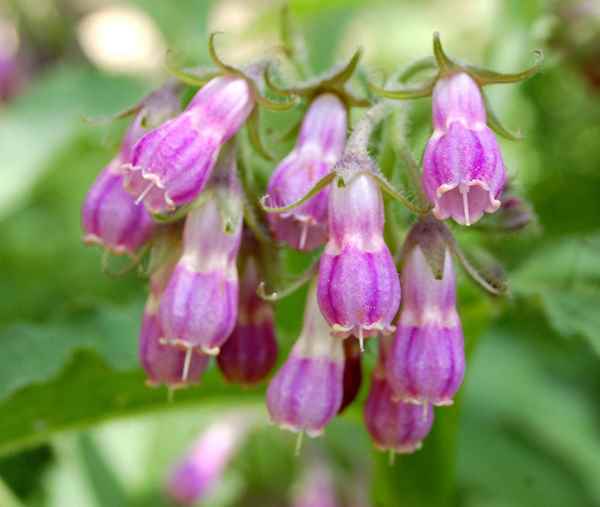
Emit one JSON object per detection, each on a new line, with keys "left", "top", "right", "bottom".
{"left": 346, "top": 101, "right": 391, "bottom": 154}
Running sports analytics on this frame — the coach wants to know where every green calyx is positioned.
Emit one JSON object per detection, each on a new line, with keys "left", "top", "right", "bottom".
{"left": 369, "top": 31, "right": 543, "bottom": 97}
{"left": 265, "top": 47, "right": 371, "bottom": 110}
{"left": 369, "top": 32, "right": 543, "bottom": 141}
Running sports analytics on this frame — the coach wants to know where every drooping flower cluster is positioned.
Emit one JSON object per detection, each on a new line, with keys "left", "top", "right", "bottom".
{"left": 81, "top": 27, "right": 539, "bottom": 457}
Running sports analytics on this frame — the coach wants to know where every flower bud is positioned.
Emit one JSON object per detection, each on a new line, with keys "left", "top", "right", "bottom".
{"left": 364, "top": 339, "right": 433, "bottom": 454}
{"left": 267, "top": 93, "right": 347, "bottom": 250}
{"left": 267, "top": 283, "right": 344, "bottom": 437}
{"left": 423, "top": 72, "right": 506, "bottom": 226}
{"left": 167, "top": 417, "right": 247, "bottom": 505}
{"left": 386, "top": 236, "right": 465, "bottom": 406}
{"left": 217, "top": 257, "right": 278, "bottom": 385}
{"left": 125, "top": 76, "right": 254, "bottom": 214}
{"left": 318, "top": 168, "right": 400, "bottom": 347}
{"left": 338, "top": 339, "right": 362, "bottom": 414}
{"left": 82, "top": 115, "right": 155, "bottom": 256}
{"left": 139, "top": 231, "right": 209, "bottom": 388}
{"left": 159, "top": 144, "right": 242, "bottom": 355}
{"left": 494, "top": 195, "right": 535, "bottom": 231}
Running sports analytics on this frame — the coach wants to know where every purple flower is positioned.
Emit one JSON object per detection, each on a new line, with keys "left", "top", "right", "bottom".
{"left": 139, "top": 235, "right": 210, "bottom": 388}
{"left": 386, "top": 240, "right": 465, "bottom": 406}
{"left": 120, "top": 84, "right": 183, "bottom": 164}
{"left": 167, "top": 418, "right": 246, "bottom": 505}
{"left": 338, "top": 339, "right": 362, "bottom": 414}
{"left": 267, "top": 93, "right": 347, "bottom": 250}
{"left": 266, "top": 284, "right": 344, "bottom": 437}
{"left": 158, "top": 145, "right": 242, "bottom": 355}
{"left": 423, "top": 72, "right": 506, "bottom": 225}
{"left": 364, "top": 373, "right": 434, "bottom": 454}
{"left": 81, "top": 157, "right": 154, "bottom": 257}
{"left": 365, "top": 338, "right": 433, "bottom": 453}
{"left": 217, "top": 257, "right": 278, "bottom": 385}
{"left": 124, "top": 76, "right": 254, "bottom": 214}
{"left": 139, "top": 311, "right": 210, "bottom": 389}
{"left": 81, "top": 86, "right": 183, "bottom": 256}
{"left": 317, "top": 170, "right": 400, "bottom": 347}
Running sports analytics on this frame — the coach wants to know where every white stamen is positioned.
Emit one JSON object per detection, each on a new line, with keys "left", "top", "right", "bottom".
{"left": 181, "top": 347, "right": 192, "bottom": 382}
{"left": 460, "top": 185, "right": 471, "bottom": 226}
{"left": 135, "top": 181, "right": 154, "bottom": 205}
{"left": 357, "top": 328, "right": 365, "bottom": 352}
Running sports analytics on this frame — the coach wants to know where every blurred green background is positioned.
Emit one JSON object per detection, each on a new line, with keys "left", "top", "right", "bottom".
{"left": 0, "top": 0, "right": 599, "bottom": 506}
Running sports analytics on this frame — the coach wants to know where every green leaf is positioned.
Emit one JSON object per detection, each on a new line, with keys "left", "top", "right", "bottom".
{"left": 77, "top": 433, "right": 129, "bottom": 507}
{"left": 461, "top": 322, "right": 600, "bottom": 506}
{"left": 511, "top": 236, "right": 600, "bottom": 354}
{"left": 0, "top": 303, "right": 142, "bottom": 402}
{"left": 0, "top": 349, "right": 262, "bottom": 457}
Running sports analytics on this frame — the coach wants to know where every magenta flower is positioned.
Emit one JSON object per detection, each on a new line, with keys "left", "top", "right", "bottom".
{"left": 167, "top": 418, "right": 247, "bottom": 505}
{"left": 139, "top": 236, "right": 209, "bottom": 388}
{"left": 82, "top": 86, "right": 183, "bottom": 256}
{"left": 158, "top": 145, "right": 242, "bottom": 355}
{"left": 423, "top": 72, "right": 506, "bottom": 225}
{"left": 266, "top": 93, "right": 347, "bottom": 250}
{"left": 318, "top": 170, "right": 400, "bottom": 348}
{"left": 217, "top": 257, "right": 278, "bottom": 385}
{"left": 364, "top": 373, "right": 433, "bottom": 454}
{"left": 267, "top": 283, "right": 344, "bottom": 437}
{"left": 365, "top": 338, "right": 433, "bottom": 454}
{"left": 124, "top": 76, "right": 254, "bottom": 214}
{"left": 386, "top": 238, "right": 465, "bottom": 406}
{"left": 82, "top": 119, "right": 155, "bottom": 256}
{"left": 139, "top": 311, "right": 210, "bottom": 389}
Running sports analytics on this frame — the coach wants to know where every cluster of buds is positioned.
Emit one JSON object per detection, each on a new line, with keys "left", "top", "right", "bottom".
{"left": 81, "top": 19, "right": 540, "bottom": 456}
